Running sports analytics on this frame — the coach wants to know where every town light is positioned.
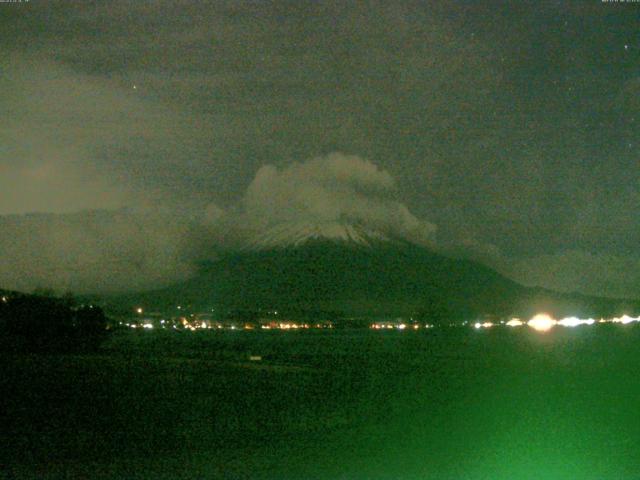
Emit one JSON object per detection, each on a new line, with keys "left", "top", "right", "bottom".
{"left": 528, "top": 313, "right": 556, "bottom": 332}
{"left": 557, "top": 317, "right": 595, "bottom": 327}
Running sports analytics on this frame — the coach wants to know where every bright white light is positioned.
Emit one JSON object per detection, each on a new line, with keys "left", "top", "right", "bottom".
{"left": 619, "top": 315, "right": 640, "bottom": 325}
{"left": 136, "top": 307, "right": 143, "bottom": 314}
{"left": 397, "top": 324, "right": 406, "bottom": 330}
{"left": 528, "top": 313, "right": 556, "bottom": 332}
{"left": 474, "top": 322, "right": 493, "bottom": 329}
{"left": 557, "top": 317, "right": 595, "bottom": 328}
{"left": 557, "top": 317, "right": 581, "bottom": 327}
{"left": 143, "top": 323, "right": 153, "bottom": 329}
{"left": 506, "top": 318, "right": 523, "bottom": 327}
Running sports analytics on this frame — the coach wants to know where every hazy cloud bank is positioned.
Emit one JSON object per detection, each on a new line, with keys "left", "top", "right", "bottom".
{"left": 0, "top": 56, "right": 221, "bottom": 215}
{"left": 448, "top": 239, "right": 640, "bottom": 299}
{"left": 1, "top": 153, "right": 637, "bottom": 299}
{"left": 508, "top": 250, "right": 640, "bottom": 300}
{"left": 0, "top": 209, "right": 196, "bottom": 294}
{"left": 0, "top": 154, "right": 436, "bottom": 293}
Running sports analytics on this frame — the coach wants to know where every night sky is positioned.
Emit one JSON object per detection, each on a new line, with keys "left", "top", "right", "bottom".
{"left": 1, "top": 1, "right": 638, "bottom": 297}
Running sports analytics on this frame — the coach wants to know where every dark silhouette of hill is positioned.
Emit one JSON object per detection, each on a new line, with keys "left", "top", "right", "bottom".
{"left": 109, "top": 240, "right": 639, "bottom": 321}
{"left": 0, "top": 290, "right": 109, "bottom": 352}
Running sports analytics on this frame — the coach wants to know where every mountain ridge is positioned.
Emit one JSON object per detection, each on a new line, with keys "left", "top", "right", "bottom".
{"left": 102, "top": 231, "right": 639, "bottom": 321}
{"left": 240, "top": 221, "right": 398, "bottom": 251}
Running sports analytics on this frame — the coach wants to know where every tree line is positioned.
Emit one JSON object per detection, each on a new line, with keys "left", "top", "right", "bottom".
{"left": 0, "top": 290, "right": 108, "bottom": 352}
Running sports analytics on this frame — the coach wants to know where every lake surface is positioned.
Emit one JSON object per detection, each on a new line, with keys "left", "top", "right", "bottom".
{"left": 2, "top": 325, "right": 640, "bottom": 479}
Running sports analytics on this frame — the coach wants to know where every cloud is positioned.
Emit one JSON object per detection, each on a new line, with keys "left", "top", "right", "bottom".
{"left": 507, "top": 250, "right": 640, "bottom": 299}
{"left": 0, "top": 153, "right": 437, "bottom": 294}
{"left": 443, "top": 238, "right": 640, "bottom": 300}
{"left": 443, "top": 236, "right": 506, "bottom": 267}
{"left": 239, "top": 153, "right": 436, "bottom": 245}
{"left": 0, "top": 209, "right": 198, "bottom": 294}
{"left": 0, "top": 55, "right": 222, "bottom": 215}
{"left": 2, "top": 153, "right": 638, "bottom": 300}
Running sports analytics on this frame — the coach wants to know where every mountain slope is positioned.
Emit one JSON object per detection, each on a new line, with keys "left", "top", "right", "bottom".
{"left": 241, "top": 221, "right": 393, "bottom": 251}
{"left": 208, "top": 240, "right": 523, "bottom": 317}
{"left": 119, "top": 239, "right": 523, "bottom": 318}
{"left": 106, "top": 226, "right": 639, "bottom": 321}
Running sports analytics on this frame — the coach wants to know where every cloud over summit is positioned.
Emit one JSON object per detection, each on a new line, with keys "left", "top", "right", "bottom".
{"left": 1, "top": 151, "right": 637, "bottom": 299}
{"left": 240, "top": 153, "right": 436, "bottom": 245}
{"left": 0, "top": 153, "right": 438, "bottom": 293}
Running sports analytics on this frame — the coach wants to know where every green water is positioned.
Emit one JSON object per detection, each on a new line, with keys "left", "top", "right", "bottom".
{"left": 2, "top": 326, "right": 639, "bottom": 479}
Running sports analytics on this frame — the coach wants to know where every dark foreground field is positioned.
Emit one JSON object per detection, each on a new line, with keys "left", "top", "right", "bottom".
{"left": 2, "top": 326, "right": 640, "bottom": 479}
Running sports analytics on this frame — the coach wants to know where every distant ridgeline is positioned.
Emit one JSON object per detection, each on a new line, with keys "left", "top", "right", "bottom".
{"left": 0, "top": 289, "right": 109, "bottom": 352}
{"left": 104, "top": 236, "right": 640, "bottom": 323}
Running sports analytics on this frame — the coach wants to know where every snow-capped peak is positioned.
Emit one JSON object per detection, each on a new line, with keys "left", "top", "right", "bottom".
{"left": 242, "top": 221, "right": 391, "bottom": 251}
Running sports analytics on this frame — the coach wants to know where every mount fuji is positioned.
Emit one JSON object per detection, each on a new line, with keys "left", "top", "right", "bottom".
{"left": 110, "top": 220, "right": 637, "bottom": 321}
{"left": 241, "top": 221, "right": 394, "bottom": 251}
